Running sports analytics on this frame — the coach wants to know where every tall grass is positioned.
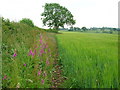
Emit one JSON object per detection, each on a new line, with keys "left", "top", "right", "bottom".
{"left": 57, "top": 32, "right": 118, "bottom": 88}
{"left": 2, "top": 19, "right": 57, "bottom": 88}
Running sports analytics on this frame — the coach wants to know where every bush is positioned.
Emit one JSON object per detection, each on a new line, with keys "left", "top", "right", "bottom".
{"left": 82, "top": 27, "right": 87, "bottom": 31}
{"left": 20, "top": 18, "right": 34, "bottom": 27}
{"left": 109, "top": 30, "right": 113, "bottom": 34}
{"left": 2, "top": 18, "right": 16, "bottom": 33}
{"left": 45, "top": 29, "right": 58, "bottom": 33}
{"left": 102, "top": 30, "right": 109, "bottom": 33}
{"left": 68, "top": 30, "right": 73, "bottom": 31}
{"left": 102, "top": 30, "right": 113, "bottom": 34}
{"left": 96, "top": 31, "right": 100, "bottom": 33}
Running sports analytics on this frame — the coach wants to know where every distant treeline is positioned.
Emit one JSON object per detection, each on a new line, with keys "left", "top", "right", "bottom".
{"left": 59, "top": 27, "right": 120, "bottom": 31}
{"left": 59, "top": 27, "right": 120, "bottom": 34}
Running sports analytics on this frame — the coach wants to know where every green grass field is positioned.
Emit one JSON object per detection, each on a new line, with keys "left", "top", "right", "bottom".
{"left": 57, "top": 31, "right": 118, "bottom": 88}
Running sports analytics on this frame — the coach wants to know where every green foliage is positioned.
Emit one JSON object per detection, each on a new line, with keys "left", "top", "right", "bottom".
{"left": 2, "top": 18, "right": 57, "bottom": 88}
{"left": 45, "top": 29, "right": 58, "bottom": 33}
{"left": 2, "top": 18, "right": 17, "bottom": 33}
{"left": 20, "top": 18, "right": 34, "bottom": 27}
{"left": 41, "top": 3, "right": 76, "bottom": 30}
{"left": 57, "top": 31, "right": 118, "bottom": 88}
{"left": 102, "top": 30, "right": 113, "bottom": 34}
{"left": 109, "top": 30, "right": 113, "bottom": 34}
{"left": 82, "top": 27, "right": 87, "bottom": 31}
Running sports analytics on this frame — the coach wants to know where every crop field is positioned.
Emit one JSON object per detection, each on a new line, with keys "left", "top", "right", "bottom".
{"left": 57, "top": 31, "right": 118, "bottom": 88}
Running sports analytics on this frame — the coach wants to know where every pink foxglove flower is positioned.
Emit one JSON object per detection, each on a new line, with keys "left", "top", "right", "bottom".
{"left": 41, "top": 79, "right": 44, "bottom": 84}
{"left": 39, "top": 39, "right": 42, "bottom": 44}
{"left": 42, "top": 43, "right": 48, "bottom": 49}
{"left": 40, "top": 45, "right": 43, "bottom": 48}
{"left": 45, "top": 43, "right": 48, "bottom": 48}
{"left": 34, "top": 49, "right": 36, "bottom": 55}
{"left": 13, "top": 52, "right": 17, "bottom": 57}
{"left": 2, "top": 75, "right": 7, "bottom": 80}
{"left": 40, "top": 49, "right": 44, "bottom": 56}
{"left": 28, "top": 50, "right": 32, "bottom": 56}
{"left": 28, "top": 49, "right": 34, "bottom": 56}
{"left": 13, "top": 49, "right": 17, "bottom": 57}
{"left": 23, "top": 64, "right": 26, "bottom": 66}
{"left": 38, "top": 70, "right": 41, "bottom": 76}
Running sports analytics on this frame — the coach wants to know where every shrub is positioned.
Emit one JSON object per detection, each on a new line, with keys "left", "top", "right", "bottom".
{"left": 20, "top": 18, "right": 34, "bottom": 27}
{"left": 45, "top": 29, "right": 58, "bottom": 33}
{"left": 102, "top": 30, "right": 109, "bottom": 33}
{"left": 109, "top": 30, "right": 113, "bottom": 34}
{"left": 82, "top": 27, "right": 87, "bottom": 31}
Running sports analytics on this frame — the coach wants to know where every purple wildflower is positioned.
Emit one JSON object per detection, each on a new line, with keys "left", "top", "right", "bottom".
{"left": 28, "top": 50, "right": 32, "bottom": 56}
{"left": 45, "top": 44, "right": 48, "bottom": 48}
{"left": 28, "top": 49, "right": 34, "bottom": 56}
{"left": 34, "top": 49, "right": 36, "bottom": 55}
{"left": 13, "top": 52, "right": 17, "bottom": 57}
{"left": 39, "top": 39, "right": 42, "bottom": 44}
{"left": 40, "top": 45, "right": 43, "bottom": 48}
{"left": 41, "top": 79, "right": 44, "bottom": 84}
{"left": 23, "top": 64, "right": 26, "bottom": 66}
{"left": 38, "top": 70, "right": 41, "bottom": 76}
{"left": 43, "top": 43, "right": 48, "bottom": 49}
{"left": 13, "top": 49, "right": 17, "bottom": 57}
{"left": 40, "top": 49, "right": 44, "bottom": 56}
{"left": 2, "top": 75, "right": 7, "bottom": 80}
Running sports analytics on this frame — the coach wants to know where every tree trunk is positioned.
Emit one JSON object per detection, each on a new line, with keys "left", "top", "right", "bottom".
{"left": 54, "top": 26, "right": 59, "bottom": 30}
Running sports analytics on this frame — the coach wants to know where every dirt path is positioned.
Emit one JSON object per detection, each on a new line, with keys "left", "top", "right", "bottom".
{"left": 51, "top": 48, "right": 65, "bottom": 88}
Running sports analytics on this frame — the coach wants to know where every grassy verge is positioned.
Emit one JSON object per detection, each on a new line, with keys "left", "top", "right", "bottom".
{"left": 2, "top": 20, "right": 57, "bottom": 88}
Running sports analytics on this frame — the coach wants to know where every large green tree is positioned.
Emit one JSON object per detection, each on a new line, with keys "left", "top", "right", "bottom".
{"left": 41, "top": 3, "right": 76, "bottom": 30}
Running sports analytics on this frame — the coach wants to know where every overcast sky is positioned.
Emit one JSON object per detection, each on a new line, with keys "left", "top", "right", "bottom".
{"left": 0, "top": 0, "right": 119, "bottom": 28}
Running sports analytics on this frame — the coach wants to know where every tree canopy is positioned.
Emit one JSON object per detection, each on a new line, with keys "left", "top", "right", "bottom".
{"left": 20, "top": 18, "right": 34, "bottom": 27}
{"left": 41, "top": 3, "right": 76, "bottom": 30}
{"left": 82, "top": 27, "right": 87, "bottom": 31}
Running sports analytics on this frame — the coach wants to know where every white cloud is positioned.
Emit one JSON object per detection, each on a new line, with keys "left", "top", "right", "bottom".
{"left": 0, "top": 0, "right": 119, "bottom": 28}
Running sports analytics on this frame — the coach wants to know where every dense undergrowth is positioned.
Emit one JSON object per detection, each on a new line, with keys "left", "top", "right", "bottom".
{"left": 2, "top": 18, "right": 58, "bottom": 88}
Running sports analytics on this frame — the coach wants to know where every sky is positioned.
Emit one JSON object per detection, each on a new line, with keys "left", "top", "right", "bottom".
{"left": 0, "top": 0, "right": 119, "bottom": 28}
